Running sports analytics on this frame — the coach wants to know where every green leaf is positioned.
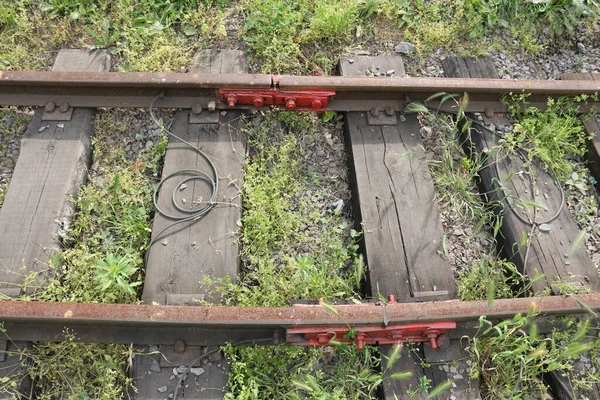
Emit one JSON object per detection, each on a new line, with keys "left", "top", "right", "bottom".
{"left": 182, "top": 25, "right": 197, "bottom": 36}
{"left": 292, "top": 380, "right": 314, "bottom": 392}
{"left": 427, "top": 380, "right": 453, "bottom": 398}
{"left": 569, "top": 230, "right": 586, "bottom": 257}
{"left": 404, "top": 102, "right": 429, "bottom": 114}
{"left": 386, "top": 344, "right": 403, "bottom": 369}
{"left": 321, "top": 301, "right": 339, "bottom": 316}
{"left": 390, "top": 371, "right": 413, "bottom": 380}
{"left": 322, "top": 111, "right": 337, "bottom": 123}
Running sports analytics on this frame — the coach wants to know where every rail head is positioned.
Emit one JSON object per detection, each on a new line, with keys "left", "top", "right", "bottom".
{"left": 0, "top": 294, "right": 598, "bottom": 346}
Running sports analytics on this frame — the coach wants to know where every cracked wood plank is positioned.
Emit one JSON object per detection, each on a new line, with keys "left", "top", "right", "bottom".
{"left": 443, "top": 57, "right": 599, "bottom": 294}
{"left": 0, "top": 48, "right": 110, "bottom": 397}
{"left": 341, "top": 55, "right": 461, "bottom": 400}
{"left": 0, "top": 49, "right": 110, "bottom": 297}
{"left": 444, "top": 56, "right": 599, "bottom": 400}
{"left": 134, "top": 49, "right": 246, "bottom": 400}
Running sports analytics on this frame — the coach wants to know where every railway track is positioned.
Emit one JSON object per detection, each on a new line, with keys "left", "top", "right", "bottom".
{"left": 0, "top": 49, "right": 599, "bottom": 399}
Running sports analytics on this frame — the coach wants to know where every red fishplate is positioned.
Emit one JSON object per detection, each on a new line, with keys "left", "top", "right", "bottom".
{"left": 219, "top": 89, "right": 336, "bottom": 110}
{"left": 286, "top": 322, "right": 455, "bottom": 350}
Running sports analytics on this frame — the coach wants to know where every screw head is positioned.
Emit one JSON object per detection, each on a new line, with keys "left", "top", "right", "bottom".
{"left": 191, "top": 103, "right": 203, "bottom": 115}
{"left": 311, "top": 99, "right": 323, "bottom": 109}
{"left": 174, "top": 339, "right": 186, "bottom": 354}
{"left": 370, "top": 107, "right": 380, "bottom": 117}
{"left": 285, "top": 98, "right": 296, "bottom": 110}
{"left": 207, "top": 101, "right": 216, "bottom": 112}
{"left": 44, "top": 101, "right": 56, "bottom": 113}
{"left": 253, "top": 97, "right": 264, "bottom": 107}
{"left": 227, "top": 96, "right": 237, "bottom": 108}
{"left": 385, "top": 107, "right": 394, "bottom": 116}
{"left": 59, "top": 102, "right": 69, "bottom": 113}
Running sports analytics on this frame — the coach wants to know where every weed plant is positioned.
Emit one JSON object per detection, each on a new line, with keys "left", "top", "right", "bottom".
{"left": 469, "top": 312, "right": 600, "bottom": 399}
{"left": 204, "top": 112, "right": 388, "bottom": 398}
{"left": 0, "top": 0, "right": 229, "bottom": 71}
{"left": 504, "top": 93, "right": 595, "bottom": 182}
{"left": 0, "top": 111, "right": 168, "bottom": 398}
{"left": 371, "top": 0, "right": 598, "bottom": 54}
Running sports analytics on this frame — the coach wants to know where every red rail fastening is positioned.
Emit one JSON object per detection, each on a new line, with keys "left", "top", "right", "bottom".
{"left": 286, "top": 321, "right": 455, "bottom": 350}
{"left": 219, "top": 89, "right": 336, "bottom": 110}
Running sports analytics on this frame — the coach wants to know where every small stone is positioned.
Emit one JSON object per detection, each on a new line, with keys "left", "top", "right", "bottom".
{"left": 577, "top": 42, "right": 586, "bottom": 53}
{"left": 394, "top": 42, "right": 416, "bottom": 54}
{"left": 182, "top": 198, "right": 187, "bottom": 204}
{"left": 179, "top": 184, "right": 187, "bottom": 191}
{"left": 38, "top": 126, "right": 48, "bottom": 132}
{"left": 565, "top": 261, "right": 571, "bottom": 266}
{"left": 399, "top": 115, "right": 406, "bottom": 122}
{"left": 190, "top": 367, "right": 205, "bottom": 376}
{"left": 220, "top": 111, "right": 227, "bottom": 116}
{"left": 150, "top": 360, "right": 161, "bottom": 372}
{"left": 162, "top": 239, "right": 169, "bottom": 246}
{"left": 157, "top": 386, "right": 168, "bottom": 393}
{"left": 538, "top": 223, "right": 551, "bottom": 233}
{"left": 348, "top": 58, "right": 355, "bottom": 64}
{"left": 191, "top": 241, "right": 197, "bottom": 247}
{"left": 543, "top": 193, "right": 549, "bottom": 199}
{"left": 386, "top": 70, "right": 395, "bottom": 76}
{"left": 57, "top": 123, "right": 64, "bottom": 128}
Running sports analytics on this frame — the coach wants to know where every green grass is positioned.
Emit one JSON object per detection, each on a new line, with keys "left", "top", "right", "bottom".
{"left": 204, "top": 112, "right": 388, "bottom": 398}
{"left": 469, "top": 313, "right": 600, "bottom": 399}
{"left": 0, "top": 0, "right": 229, "bottom": 71}
{"left": 368, "top": 0, "right": 599, "bottom": 56}
{"left": 241, "top": 0, "right": 362, "bottom": 74}
{"left": 0, "top": 111, "right": 168, "bottom": 398}
{"left": 504, "top": 94, "right": 596, "bottom": 182}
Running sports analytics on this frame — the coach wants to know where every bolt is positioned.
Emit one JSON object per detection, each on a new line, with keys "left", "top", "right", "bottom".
{"left": 355, "top": 333, "right": 366, "bottom": 351}
{"left": 59, "top": 102, "right": 69, "bottom": 113}
{"left": 191, "top": 103, "right": 203, "bottom": 115}
{"left": 227, "top": 95, "right": 237, "bottom": 108}
{"left": 253, "top": 97, "right": 264, "bottom": 107}
{"left": 311, "top": 99, "right": 323, "bottom": 109}
{"left": 44, "top": 101, "right": 56, "bottom": 113}
{"left": 427, "top": 332, "right": 438, "bottom": 349}
{"left": 317, "top": 334, "right": 330, "bottom": 345}
{"left": 385, "top": 107, "right": 394, "bottom": 116}
{"left": 370, "top": 107, "right": 380, "bottom": 117}
{"left": 285, "top": 98, "right": 296, "bottom": 110}
{"left": 207, "top": 101, "right": 216, "bottom": 112}
{"left": 484, "top": 107, "right": 495, "bottom": 118}
{"left": 174, "top": 339, "right": 186, "bottom": 354}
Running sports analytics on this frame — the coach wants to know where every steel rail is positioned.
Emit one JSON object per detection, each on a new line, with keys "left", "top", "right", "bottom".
{"left": 0, "top": 294, "right": 598, "bottom": 346}
{"left": 0, "top": 71, "right": 598, "bottom": 112}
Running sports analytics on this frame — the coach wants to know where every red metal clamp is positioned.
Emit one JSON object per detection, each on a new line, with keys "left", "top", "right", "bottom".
{"left": 219, "top": 89, "right": 335, "bottom": 110}
{"left": 286, "top": 322, "right": 455, "bottom": 350}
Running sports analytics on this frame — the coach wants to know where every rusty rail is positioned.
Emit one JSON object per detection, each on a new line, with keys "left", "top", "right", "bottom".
{"left": 0, "top": 294, "right": 598, "bottom": 346}
{"left": 0, "top": 71, "right": 598, "bottom": 112}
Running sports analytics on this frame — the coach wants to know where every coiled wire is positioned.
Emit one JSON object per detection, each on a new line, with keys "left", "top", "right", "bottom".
{"left": 148, "top": 93, "right": 219, "bottom": 248}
